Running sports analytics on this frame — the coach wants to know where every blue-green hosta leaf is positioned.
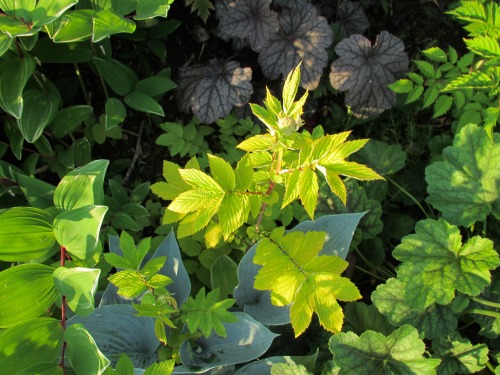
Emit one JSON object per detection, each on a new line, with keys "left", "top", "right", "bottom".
{"left": 330, "top": 31, "right": 409, "bottom": 118}
{"left": 393, "top": 218, "right": 500, "bottom": 311}
{"left": 432, "top": 333, "right": 489, "bottom": 375}
{"left": 65, "top": 324, "right": 111, "bottom": 375}
{"left": 258, "top": 4, "right": 332, "bottom": 90}
{"left": 336, "top": 1, "right": 370, "bottom": 36}
{"left": 371, "top": 278, "right": 457, "bottom": 340}
{"left": 329, "top": 325, "right": 440, "bottom": 374}
{"left": 0, "top": 207, "right": 55, "bottom": 262}
{"left": 67, "top": 304, "right": 159, "bottom": 368}
{"left": 215, "top": 0, "right": 278, "bottom": 50}
{"left": 179, "top": 312, "right": 278, "bottom": 372}
{"left": 53, "top": 205, "right": 108, "bottom": 260}
{"left": 0, "top": 264, "right": 58, "bottom": 328}
{"left": 53, "top": 267, "right": 100, "bottom": 316}
{"left": 54, "top": 159, "right": 109, "bottom": 210}
{"left": 425, "top": 124, "right": 500, "bottom": 227}
{"left": 0, "top": 55, "right": 36, "bottom": 119}
{"left": 234, "top": 213, "right": 364, "bottom": 325}
{"left": 176, "top": 59, "right": 252, "bottom": 123}
{"left": 0, "top": 318, "right": 63, "bottom": 374}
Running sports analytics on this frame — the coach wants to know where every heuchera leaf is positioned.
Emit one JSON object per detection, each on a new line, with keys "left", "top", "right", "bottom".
{"left": 392, "top": 218, "right": 500, "bottom": 311}
{"left": 329, "top": 325, "right": 440, "bottom": 373}
{"left": 176, "top": 59, "right": 252, "bottom": 123}
{"left": 330, "top": 31, "right": 409, "bottom": 118}
{"left": 336, "top": 1, "right": 370, "bottom": 36}
{"left": 425, "top": 124, "right": 500, "bottom": 227}
{"left": 258, "top": 4, "right": 333, "bottom": 90}
{"left": 215, "top": 0, "right": 278, "bottom": 50}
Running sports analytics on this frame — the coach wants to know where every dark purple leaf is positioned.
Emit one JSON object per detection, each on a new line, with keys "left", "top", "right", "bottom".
{"left": 337, "top": 1, "right": 370, "bottom": 35}
{"left": 273, "top": 0, "right": 309, "bottom": 10}
{"left": 329, "top": 31, "right": 409, "bottom": 118}
{"left": 176, "top": 59, "right": 253, "bottom": 123}
{"left": 258, "top": 3, "right": 333, "bottom": 90}
{"left": 216, "top": 0, "right": 279, "bottom": 51}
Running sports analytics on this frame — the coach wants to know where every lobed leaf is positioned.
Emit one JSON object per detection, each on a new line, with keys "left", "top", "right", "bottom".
{"left": 336, "top": 1, "right": 370, "bottom": 36}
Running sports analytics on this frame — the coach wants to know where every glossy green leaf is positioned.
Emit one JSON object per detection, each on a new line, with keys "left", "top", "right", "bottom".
{"left": 0, "top": 318, "right": 63, "bottom": 374}
{"left": 0, "top": 207, "right": 55, "bottom": 262}
{"left": 0, "top": 13, "right": 40, "bottom": 37}
{"left": 93, "top": 58, "right": 138, "bottom": 96}
{"left": 12, "top": 171, "right": 56, "bottom": 209}
{"left": 104, "top": 98, "right": 126, "bottom": 130}
{"left": 54, "top": 159, "right": 109, "bottom": 210}
{"left": 425, "top": 124, "right": 500, "bottom": 227}
{"left": 65, "top": 323, "right": 111, "bottom": 375}
{"left": 48, "top": 9, "right": 94, "bottom": 42}
{"left": 0, "top": 264, "right": 58, "bottom": 328}
{"left": 0, "top": 55, "right": 36, "bottom": 119}
{"left": 53, "top": 205, "right": 108, "bottom": 260}
{"left": 13, "top": 362, "right": 64, "bottom": 375}
{"left": 0, "top": 33, "right": 13, "bottom": 57}
{"left": 211, "top": 255, "right": 238, "bottom": 297}
{"left": 16, "top": 89, "right": 59, "bottom": 143}
{"left": 31, "top": 0, "right": 79, "bottom": 26}
{"left": 49, "top": 105, "right": 93, "bottom": 138}
{"left": 134, "top": 0, "right": 174, "bottom": 20}
{"left": 134, "top": 76, "right": 176, "bottom": 97}
{"left": 53, "top": 267, "right": 100, "bottom": 316}
{"left": 329, "top": 325, "right": 440, "bottom": 374}
{"left": 92, "top": 9, "right": 135, "bottom": 42}
{"left": 124, "top": 91, "right": 164, "bottom": 116}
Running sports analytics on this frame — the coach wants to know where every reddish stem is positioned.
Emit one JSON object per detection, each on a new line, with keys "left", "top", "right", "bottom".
{"left": 59, "top": 246, "right": 67, "bottom": 374}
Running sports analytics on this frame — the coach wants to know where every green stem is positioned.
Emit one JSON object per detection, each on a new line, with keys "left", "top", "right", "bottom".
{"left": 256, "top": 148, "right": 283, "bottom": 232}
{"left": 386, "top": 176, "right": 432, "bottom": 218}
{"left": 468, "top": 308, "right": 500, "bottom": 319}
{"left": 471, "top": 297, "right": 500, "bottom": 309}
{"left": 485, "top": 361, "right": 495, "bottom": 373}
{"left": 59, "top": 246, "right": 67, "bottom": 374}
{"left": 73, "top": 63, "right": 91, "bottom": 106}
{"left": 354, "top": 265, "right": 386, "bottom": 282}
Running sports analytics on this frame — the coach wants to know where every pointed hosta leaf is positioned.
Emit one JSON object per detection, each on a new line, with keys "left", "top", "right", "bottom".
{"left": 53, "top": 267, "right": 100, "bottom": 317}
{"left": 208, "top": 154, "right": 235, "bottom": 191}
{"left": 355, "top": 139, "right": 407, "bottom": 175}
{"left": 54, "top": 159, "right": 109, "bottom": 211}
{"left": 215, "top": 0, "right": 278, "bottom": 50}
{"left": 16, "top": 89, "right": 58, "bottom": 143}
{"left": 0, "top": 207, "right": 55, "bottom": 262}
{"left": 329, "top": 325, "right": 440, "bottom": 374}
{"left": 330, "top": 31, "right": 409, "bottom": 118}
{"left": 0, "top": 264, "right": 58, "bottom": 328}
{"left": 372, "top": 278, "right": 457, "bottom": 340}
{"left": 67, "top": 305, "right": 159, "bottom": 368}
{"left": 393, "top": 218, "right": 500, "bottom": 310}
{"left": 425, "top": 124, "right": 500, "bottom": 227}
{"left": 176, "top": 59, "right": 252, "bottom": 123}
{"left": 432, "top": 333, "right": 489, "bottom": 374}
{"left": 0, "top": 55, "right": 36, "bottom": 119}
{"left": 337, "top": 1, "right": 370, "bottom": 35}
{"left": 179, "top": 312, "right": 278, "bottom": 372}
{"left": 0, "top": 318, "right": 63, "bottom": 374}
{"left": 65, "top": 324, "right": 111, "bottom": 375}
{"left": 53, "top": 205, "right": 108, "bottom": 260}
{"left": 258, "top": 4, "right": 333, "bottom": 90}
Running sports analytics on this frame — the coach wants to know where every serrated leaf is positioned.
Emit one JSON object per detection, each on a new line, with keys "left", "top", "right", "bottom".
{"left": 330, "top": 31, "right": 409, "bottom": 118}
{"left": 425, "top": 124, "right": 500, "bottom": 226}
{"left": 185, "top": 0, "right": 214, "bottom": 22}
{"left": 176, "top": 59, "right": 252, "bottom": 123}
{"left": 298, "top": 168, "right": 318, "bottom": 219}
{"left": 336, "top": 1, "right": 369, "bottom": 35}
{"left": 208, "top": 154, "right": 235, "bottom": 191}
{"left": 414, "top": 60, "right": 435, "bottom": 78}
{"left": 355, "top": 139, "right": 406, "bottom": 175}
{"left": 432, "top": 94, "right": 453, "bottom": 118}
{"left": 258, "top": 4, "right": 333, "bottom": 90}
{"left": 422, "top": 86, "right": 439, "bottom": 108}
{"left": 329, "top": 325, "right": 440, "bottom": 374}
{"left": 219, "top": 193, "right": 248, "bottom": 238}
{"left": 393, "top": 218, "right": 500, "bottom": 310}
{"left": 388, "top": 78, "right": 413, "bottom": 93}
{"left": 465, "top": 35, "right": 500, "bottom": 58}
{"left": 405, "top": 84, "right": 424, "bottom": 104}
{"left": 215, "top": 0, "right": 278, "bottom": 50}
{"left": 237, "top": 133, "right": 275, "bottom": 151}
{"left": 423, "top": 46, "right": 448, "bottom": 62}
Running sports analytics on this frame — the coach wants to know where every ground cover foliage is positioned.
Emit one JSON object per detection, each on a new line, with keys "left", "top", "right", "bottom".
{"left": 0, "top": 0, "right": 499, "bottom": 374}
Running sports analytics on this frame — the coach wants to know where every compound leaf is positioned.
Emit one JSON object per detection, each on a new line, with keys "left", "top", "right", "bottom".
{"left": 425, "top": 124, "right": 500, "bottom": 227}
{"left": 176, "top": 59, "right": 252, "bottom": 123}
{"left": 329, "top": 325, "right": 440, "bottom": 374}
{"left": 393, "top": 218, "right": 500, "bottom": 310}
{"left": 216, "top": 0, "right": 278, "bottom": 50}
{"left": 330, "top": 31, "right": 409, "bottom": 118}
{"left": 258, "top": 4, "right": 333, "bottom": 90}
{"left": 336, "top": 1, "right": 370, "bottom": 36}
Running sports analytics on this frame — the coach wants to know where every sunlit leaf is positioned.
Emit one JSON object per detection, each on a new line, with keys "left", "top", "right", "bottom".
{"left": 53, "top": 267, "right": 100, "bottom": 316}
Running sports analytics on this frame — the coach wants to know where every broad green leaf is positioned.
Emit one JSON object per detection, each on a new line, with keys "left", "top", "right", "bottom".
{"left": 0, "top": 55, "right": 36, "bottom": 119}
{"left": 104, "top": 98, "right": 126, "bottom": 130}
{"left": 32, "top": 38, "right": 93, "bottom": 63}
{"left": 48, "top": 9, "right": 94, "bottom": 42}
{"left": 393, "top": 218, "right": 500, "bottom": 310}
{"left": 92, "top": 9, "right": 135, "bottom": 42}
{"left": 12, "top": 172, "right": 55, "bottom": 209}
{"left": 124, "top": 91, "right": 164, "bottom": 116}
{"left": 0, "top": 264, "right": 58, "bottom": 328}
{"left": 329, "top": 325, "right": 440, "bottom": 374}
{"left": 0, "top": 318, "right": 63, "bottom": 374}
{"left": 298, "top": 168, "right": 318, "bottom": 219}
{"left": 114, "top": 354, "right": 135, "bottom": 375}
{"left": 211, "top": 255, "right": 238, "bottom": 297}
{"left": 53, "top": 205, "right": 108, "bottom": 260}
{"left": 16, "top": 89, "right": 58, "bottom": 143}
{"left": 54, "top": 159, "right": 109, "bottom": 210}
{"left": 65, "top": 324, "right": 111, "bottom": 375}
{"left": 135, "top": 76, "right": 176, "bottom": 97}
{"left": 237, "top": 134, "right": 275, "bottom": 151}
{"left": 143, "top": 360, "right": 175, "bottom": 375}
{"left": 0, "top": 207, "right": 55, "bottom": 262}
{"left": 271, "top": 363, "right": 309, "bottom": 375}
{"left": 31, "top": 0, "right": 79, "bottom": 26}
{"left": 180, "top": 288, "right": 238, "bottom": 338}
{"left": 0, "top": 12, "right": 40, "bottom": 37}
{"left": 234, "top": 154, "right": 253, "bottom": 190}
{"left": 49, "top": 105, "right": 93, "bottom": 137}
{"left": 208, "top": 154, "right": 235, "bottom": 191}
{"left": 13, "top": 362, "right": 63, "bottom": 375}
{"left": 93, "top": 58, "right": 138, "bottom": 96}
{"left": 425, "top": 124, "right": 500, "bottom": 227}
{"left": 134, "top": 0, "right": 174, "bottom": 20}
{"left": 53, "top": 267, "right": 100, "bottom": 316}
